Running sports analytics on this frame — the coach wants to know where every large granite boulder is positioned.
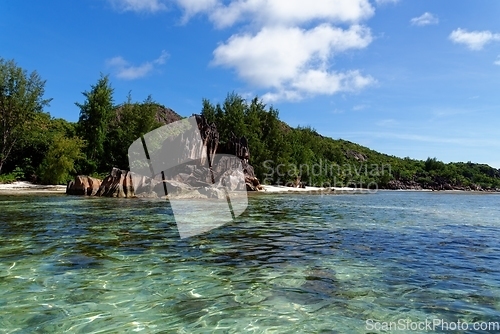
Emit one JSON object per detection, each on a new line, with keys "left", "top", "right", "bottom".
{"left": 66, "top": 114, "right": 262, "bottom": 198}
{"left": 95, "top": 168, "right": 134, "bottom": 198}
{"left": 241, "top": 160, "right": 262, "bottom": 191}
{"left": 66, "top": 176, "right": 102, "bottom": 196}
{"left": 95, "top": 168, "right": 164, "bottom": 198}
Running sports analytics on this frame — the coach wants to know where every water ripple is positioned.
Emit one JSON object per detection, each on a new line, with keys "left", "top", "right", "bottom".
{"left": 1, "top": 192, "right": 500, "bottom": 332}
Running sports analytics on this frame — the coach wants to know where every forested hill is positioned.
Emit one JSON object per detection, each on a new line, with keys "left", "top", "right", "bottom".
{"left": 1, "top": 58, "right": 499, "bottom": 189}
{"left": 200, "top": 93, "right": 500, "bottom": 191}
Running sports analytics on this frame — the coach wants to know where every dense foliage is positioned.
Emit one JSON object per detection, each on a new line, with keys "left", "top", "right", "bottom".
{"left": 75, "top": 74, "right": 114, "bottom": 175}
{"left": 0, "top": 58, "right": 499, "bottom": 189}
{"left": 202, "top": 93, "right": 500, "bottom": 190}
{"left": 102, "top": 93, "right": 163, "bottom": 172}
{"left": 0, "top": 58, "right": 52, "bottom": 174}
{"left": 0, "top": 61, "right": 165, "bottom": 184}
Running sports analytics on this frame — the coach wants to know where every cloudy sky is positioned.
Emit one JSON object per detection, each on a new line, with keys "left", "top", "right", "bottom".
{"left": 2, "top": 1, "right": 500, "bottom": 167}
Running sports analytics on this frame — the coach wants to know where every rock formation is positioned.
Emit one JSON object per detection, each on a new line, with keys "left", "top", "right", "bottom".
{"left": 217, "top": 131, "right": 261, "bottom": 191}
{"left": 66, "top": 114, "right": 262, "bottom": 198}
{"left": 195, "top": 114, "right": 219, "bottom": 168}
{"left": 66, "top": 176, "right": 102, "bottom": 196}
{"left": 95, "top": 168, "right": 137, "bottom": 198}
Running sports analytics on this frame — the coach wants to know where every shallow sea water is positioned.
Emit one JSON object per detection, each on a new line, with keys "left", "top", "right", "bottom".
{"left": 1, "top": 191, "right": 500, "bottom": 333}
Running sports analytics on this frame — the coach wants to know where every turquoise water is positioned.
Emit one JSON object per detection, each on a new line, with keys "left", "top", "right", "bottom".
{"left": 1, "top": 191, "right": 500, "bottom": 333}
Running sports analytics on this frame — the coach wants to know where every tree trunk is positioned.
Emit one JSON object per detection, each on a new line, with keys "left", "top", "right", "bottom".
{"left": 0, "top": 138, "right": 15, "bottom": 175}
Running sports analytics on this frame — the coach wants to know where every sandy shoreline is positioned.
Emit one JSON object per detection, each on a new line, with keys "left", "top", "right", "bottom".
{"left": 0, "top": 182, "right": 366, "bottom": 196}
{"left": 259, "top": 185, "right": 371, "bottom": 194}
{"left": 0, "top": 181, "right": 66, "bottom": 194}
{"left": 1, "top": 181, "right": 496, "bottom": 196}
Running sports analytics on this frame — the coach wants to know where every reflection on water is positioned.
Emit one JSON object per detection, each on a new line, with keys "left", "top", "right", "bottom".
{"left": 1, "top": 191, "right": 500, "bottom": 333}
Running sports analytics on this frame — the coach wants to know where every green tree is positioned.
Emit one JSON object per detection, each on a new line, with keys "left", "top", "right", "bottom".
{"left": 424, "top": 157, "right": 444, "bottom": 172}
{"left": 201, "top": 98, "right": 216, "bottom": 124}
{"left": 210, "top": 92, "right": 248, "bottom": 142}
{"left": 201, "top": 94, "right": 294, "bottom": 182}
{"left": 104, "top": 93, "right": 162, "bottom": 170}
{"left": 222, "top": 92, "right": 246, "bottom": 139}
{"left": 39, "top": 134, "right": 85, "bottom": 184}
{"left": 0, "top": 58, "right": 51, "bottom": 174}
{"left": 244, "top": 97, "right": 268, "bottom": 176}
{"left": 8, "top": 113, "right": 76, "bottom": 180}
{"left": 76, "top": 74, "right": 114, "bottom": 174}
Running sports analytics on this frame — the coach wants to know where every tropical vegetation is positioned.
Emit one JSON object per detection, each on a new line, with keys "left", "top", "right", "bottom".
{"left": 1, "top": 57, "right": 499, "bottom": 190}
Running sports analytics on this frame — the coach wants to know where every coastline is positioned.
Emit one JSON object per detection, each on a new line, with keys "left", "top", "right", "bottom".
{"left": 258, "top": 185, "right": 499, "bottom": 195}
{"left": 259, "top": 185, "right": 372, "bottom": 194}
{"left": 0, "top": 181, "right": 66, "bottom": 194}
{"left": 1, "top": 181, "right": 497, "bottom": 197}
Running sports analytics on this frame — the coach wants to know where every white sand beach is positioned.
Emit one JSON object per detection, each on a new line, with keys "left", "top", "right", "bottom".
{"left": 0, "top": 181, "right": 371, "bottom": 195}
{"left": 260, "top": 184, "right": 371, "bottom": 194}
{"left": 0, "top": 181, "right": 66, "bottom": 194}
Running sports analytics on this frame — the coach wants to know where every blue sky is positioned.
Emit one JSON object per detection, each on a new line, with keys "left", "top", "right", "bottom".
{"left": 1, "top": 1, "right": 500, "bottom": 167}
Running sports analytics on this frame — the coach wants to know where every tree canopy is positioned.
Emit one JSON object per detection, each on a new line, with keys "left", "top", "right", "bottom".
{"left": 76, "top": 74, "right": 114, "bottom": 174}
{"left": 0, "top": 58, "right": 52, "bottom": 174}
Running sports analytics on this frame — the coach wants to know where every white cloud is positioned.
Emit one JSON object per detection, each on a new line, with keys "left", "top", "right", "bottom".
{"left": 174, "top": 0, "right": 376, "bottom": 102}
{"left": 213, "top": 24, "right": 372, "bottom": 87}
{"left": 109, "top": 0, "right": 167, "bottom": 13}
{"left": 494, "top": 56, "right": 500, "bottom": 66}
{"left": 410, "top": 12, "right": 438, "bottom": 26}
{"left": 175, "top": 0, "right": 374, "bottom": 28}
{"left": 210, "top": 0, "right": 374, "bottom": 28}
{"left": 107, "top": 51, "right": 168, "bottom": 80}
{"left": 266, "top": 70, "right": 373, "bottom": 102}
{"left": 292, "top": 69, "right": 374, "bottom": 94}
{"left": 212, "top": 24, "right": 374, "bottom": 101}
{"left": 261, "top": 70, "right": 375, "bottom": 103}
{"left": 449, "top": 28, "right": 500, "bottom": 50}
{"left": 176, "top": 0, "right": 218, "bottom": 21}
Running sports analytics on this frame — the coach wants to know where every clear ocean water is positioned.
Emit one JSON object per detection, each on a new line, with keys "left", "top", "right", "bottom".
{"left": 1, "top": 191, "right": 500, "bottom": 333}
